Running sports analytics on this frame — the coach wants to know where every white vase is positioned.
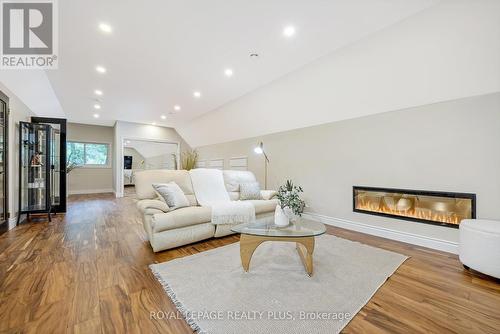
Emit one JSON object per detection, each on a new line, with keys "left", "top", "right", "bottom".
{"left": 283, "top": 206, "right": 298, "bottom": 222}
{"left": 274, "top": 205, "right": 290, "bottom": 227}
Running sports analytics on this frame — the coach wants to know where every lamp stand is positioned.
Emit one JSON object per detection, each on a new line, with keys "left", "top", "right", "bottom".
{"left": 263, "top": 152, "right": 269, "bottom": 190}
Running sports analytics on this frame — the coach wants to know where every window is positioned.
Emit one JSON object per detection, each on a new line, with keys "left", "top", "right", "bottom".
{"left": 67, "top": 141, "right": 109, "bottom": 167}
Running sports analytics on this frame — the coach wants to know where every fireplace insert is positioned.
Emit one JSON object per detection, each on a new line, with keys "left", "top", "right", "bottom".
{"left": 353, "top": 186, "right": 476, "bottom": 228}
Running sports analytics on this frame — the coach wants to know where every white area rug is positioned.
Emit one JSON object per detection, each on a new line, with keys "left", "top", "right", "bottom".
{"left": 151, "top": 235, "right": 408, "bottom": 334}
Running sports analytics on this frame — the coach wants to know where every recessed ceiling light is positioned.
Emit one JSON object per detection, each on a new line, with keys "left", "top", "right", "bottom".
{"left": 93, "top": 113, "right": 100, "bottom": 118}
{"left": 193, "top": 91, "right": 201, "bottom": 98}
{"left": 224, "top": 68, "right": 233, "bottom": 77}
{"left": 94, "top": 104, "right": 101, "bottom": 109}
{"left": 174, "top": 105, "right": 181, "bottom": 111}
{"left": 98, "top": 23, "right": 113, "bottom": 34}
{"left": 283, "top": 25, "right": 296, "bottom": 38}
{"left": 96, "top": 66, "right": 106, "bottom": 73}
{"left": 94, "top": 89, "right": 103, "bottom": 96}
{"left": 126, "top": 140, "right": 130, "bottom": 144}
{"left": 161, "top": 115, "right": 166, "bottom": 120}
{"left": 152, "top": 122, "right": 157, "bottom": 126}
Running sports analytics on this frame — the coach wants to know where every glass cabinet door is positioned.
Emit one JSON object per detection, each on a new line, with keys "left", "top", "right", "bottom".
{"left": 0, "top": 96, "right": 6, "bottom": 224}
{"left": 31, "top": 117, "right": 66, "bottom": 213}
{"left": 20, "top": 123, "right": 50, "bottom": 212}
{"left": 50, "top": 127, "right": 61, "bottom": 207}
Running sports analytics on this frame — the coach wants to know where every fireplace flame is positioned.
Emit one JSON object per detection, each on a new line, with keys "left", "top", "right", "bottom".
{"left": 355, "top": 195, "right": 469, "bottom": 225}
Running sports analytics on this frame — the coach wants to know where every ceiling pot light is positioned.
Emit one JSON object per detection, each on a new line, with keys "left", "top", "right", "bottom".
{"left": 94, "top": 104, "right": 101, "bottom": 109}
{"left": 98, "top": 23, "right": 113, "bottom": 34}
{"left": 161, "top": 115, "right": 166, "bottom": 120}
{"left": 174, "top": 105, "right": 181, "bottom": 111}
{"left": 93, "top": 113, "right": 100, "bottom": 118}
{"left": 224, "top": 68, "right": 233, "bottom": 77}
{"left": 283, "top": 25, "right": 296, "bottom": 38}
{"left": 96, "top": 66, "right": 107, "bottom": 73}
{"left": 152, "top": 122, "right": 157, "bottom": 126}
{"left": 193, "top": 91, "right": 201, "bottom": 98}
{"left": 94, "top": 89, "right": 103, "bottom": 96}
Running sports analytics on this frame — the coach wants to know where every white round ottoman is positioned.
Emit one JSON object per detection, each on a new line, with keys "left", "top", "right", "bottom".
{"left": 459, "top": 219, "right": 500, "bottom": 279}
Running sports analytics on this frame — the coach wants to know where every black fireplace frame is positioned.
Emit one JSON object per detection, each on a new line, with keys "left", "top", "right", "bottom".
{"left": 353, "top": 186, "right": 476, "bottom": 229}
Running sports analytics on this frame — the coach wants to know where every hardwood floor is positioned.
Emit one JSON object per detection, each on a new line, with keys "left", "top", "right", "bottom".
{"left": 0, "top": 193, "right": 499, "bottom": 333}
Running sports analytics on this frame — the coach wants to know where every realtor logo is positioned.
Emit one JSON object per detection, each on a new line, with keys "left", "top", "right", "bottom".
{"left": 1, "top": 0, "right": 58, "bottom": 69}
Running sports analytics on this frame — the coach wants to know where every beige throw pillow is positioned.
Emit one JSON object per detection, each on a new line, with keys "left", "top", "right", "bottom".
{"left": 152, "top": 182, "right": 190, "bottom": 210}
{"left": 239, "top": 182, "right": 262, "bottom": 200}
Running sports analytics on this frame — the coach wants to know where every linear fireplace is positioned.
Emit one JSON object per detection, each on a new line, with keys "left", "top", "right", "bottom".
{"left": 353, "top": 186, "right": 476, "bottom": 228}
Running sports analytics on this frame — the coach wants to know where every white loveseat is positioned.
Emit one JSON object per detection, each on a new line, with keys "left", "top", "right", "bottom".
{"left": 135, "top": 169, "right": 278, "bottom": 252}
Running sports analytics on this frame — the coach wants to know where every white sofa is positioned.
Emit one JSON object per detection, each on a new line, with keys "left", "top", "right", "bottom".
{"left": 135, "top": 169, "right": 278, "bottom": 252}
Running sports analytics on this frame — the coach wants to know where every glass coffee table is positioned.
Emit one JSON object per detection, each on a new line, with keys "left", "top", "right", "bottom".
{"left": 231, "top": 218, "right": 326, "bottom": 276}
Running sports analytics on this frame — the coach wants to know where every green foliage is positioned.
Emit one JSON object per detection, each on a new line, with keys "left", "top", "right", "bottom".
{"left": 276, "top": 179, "right": 305, "bottom": 216}
{"left": 67, "top": 142, "right": 108, "bottom": 166}
{"left": 67, "top": 142, "right": 84, "bottom": 165}
{"left": 85, "top": 143, "right": 108, "bottom": 164}
{"left": 181, "top": 150, "right": 198, "bottom": 170}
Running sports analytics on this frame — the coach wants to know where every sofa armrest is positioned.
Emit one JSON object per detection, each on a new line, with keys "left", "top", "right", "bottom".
{"left": 137, "top": 199, "right": 170, "bottom": 215}
{"left": 261, "top": 190, "right": 277, "bottom": 200}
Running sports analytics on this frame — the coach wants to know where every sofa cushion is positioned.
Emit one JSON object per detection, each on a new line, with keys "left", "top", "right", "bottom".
{"left": 240, "top": 182, "right": 262, "bottom": 200}
{"left": 153, "top": 182, "right": 190, "bottom": 210}
{"left": 151, "top": 206, "right": 211, "bottom": 232}
{"left": 260, "top": 190, "right": 277, "bottom": 200}
{"left": 134, "top": 169, "right": 198, "bottom": 206}
{"left": 137, "top": 199, "right": 170, "bottom": 215}
{"left": 223, "top": 170, "right": 258, "bottom": 192}
{"left": 246, "top": 199, "right": 279, "bottom": 215}
{"left": 228, "top": 192, "right": 239, "bottom": 201}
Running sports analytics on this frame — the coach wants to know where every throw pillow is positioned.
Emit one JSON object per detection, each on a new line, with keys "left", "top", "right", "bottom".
{"left": 152, "top": 182, "right": 190, "bottom": 210}
{"left": 239, "top": 182, "right": 262, "bottom": 200}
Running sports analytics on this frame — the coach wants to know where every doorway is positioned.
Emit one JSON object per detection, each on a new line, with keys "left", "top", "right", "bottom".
{"left": 121, "top": 138, "right": 179, "bottom": 197}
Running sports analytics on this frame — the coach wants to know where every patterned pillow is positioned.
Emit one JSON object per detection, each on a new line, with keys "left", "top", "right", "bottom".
{"left": 152, "top": 182, "right": 190, "bottom": 210}
{"left": 239, "top": 182, "right": 262, "bottom": 200}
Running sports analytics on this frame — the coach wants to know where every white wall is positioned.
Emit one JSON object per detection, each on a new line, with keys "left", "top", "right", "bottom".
{"left": 0, "top": 70, "right": 65, "bottom": 118}
{"left": 113, "top": 121, "right": 191, "bottom": 197}
{"left": 197, "top": 93, "right": 500, "bottom": 253}
{"left": 67, "top": 123, "right": 114, "bottom": 194}
{"left": 0, "top": 82, "right": 34, "bottom": 229}
{"left": 179, "top": 0, "right": 500, "bottom": 147}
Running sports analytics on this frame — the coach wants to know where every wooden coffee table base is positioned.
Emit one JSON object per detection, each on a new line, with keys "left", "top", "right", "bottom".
{"left": 239, "top": 234, "right": 316, "bottom": 276}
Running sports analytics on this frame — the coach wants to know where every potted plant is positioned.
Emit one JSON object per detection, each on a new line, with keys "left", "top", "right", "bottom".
{"left": 65, "top": 161, "right": 81, "bottom": 197}
{"left": 275, "top": 180, "right": 305, "bottom": 225}
{"left": 181, "top": 149, "right": 198, "bottom": 170}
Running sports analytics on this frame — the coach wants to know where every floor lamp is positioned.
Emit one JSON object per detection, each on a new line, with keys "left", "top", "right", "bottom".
{"left": 254, "top": 142, "right": 269, "bottom": 189}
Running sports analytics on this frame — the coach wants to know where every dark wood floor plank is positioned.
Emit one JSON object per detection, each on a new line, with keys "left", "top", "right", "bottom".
{"left": 0, "top": 192, "right": 498, "bottom": 333}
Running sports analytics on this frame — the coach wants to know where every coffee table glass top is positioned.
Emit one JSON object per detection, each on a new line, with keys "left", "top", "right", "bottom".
{"left": 231, "top": 218, "right": 326, "bottom": 238}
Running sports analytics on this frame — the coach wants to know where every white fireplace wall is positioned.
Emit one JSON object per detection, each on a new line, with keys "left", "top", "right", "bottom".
{"left": 196, "top": 93, "right": 500, "bottom": 252}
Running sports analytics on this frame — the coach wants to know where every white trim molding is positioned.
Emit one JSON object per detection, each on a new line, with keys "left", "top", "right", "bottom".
{"left": 68, "top": 188, "right": 115, "bottom": 195}
{"left": 8, "top": 217, "right": 17, "bottom": 230}
{"left": 303, "top": 212, "right": 459, "bottom": 254}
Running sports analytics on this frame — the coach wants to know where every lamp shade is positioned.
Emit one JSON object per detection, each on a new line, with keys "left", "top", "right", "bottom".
{"left": 254, "top": 142, "right": 264, "bottom": 154}
{"left": 254, "top": 146, "right": 263, "bottom": 154}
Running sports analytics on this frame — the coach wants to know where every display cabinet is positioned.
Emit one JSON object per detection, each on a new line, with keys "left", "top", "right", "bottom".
{"left": 31, "top": 117, "right": 67, "bottom": 213}
{"left": 18, "top": 122, "right": 52, "bottom": 224}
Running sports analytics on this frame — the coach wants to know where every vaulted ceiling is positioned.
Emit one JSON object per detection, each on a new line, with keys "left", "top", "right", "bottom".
{"left": 4, "top": 1, "right": 498, "bottom": 148}
{"left": 2, "top": 0, "right": 439, "bottom": 129}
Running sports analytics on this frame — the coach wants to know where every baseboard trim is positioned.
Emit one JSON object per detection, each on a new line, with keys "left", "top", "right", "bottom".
{"left": 68, "top": 188, "right": 115, "bottom": 195}
{"left": 303, "top": 212, "right": 459, "bottom": 254}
